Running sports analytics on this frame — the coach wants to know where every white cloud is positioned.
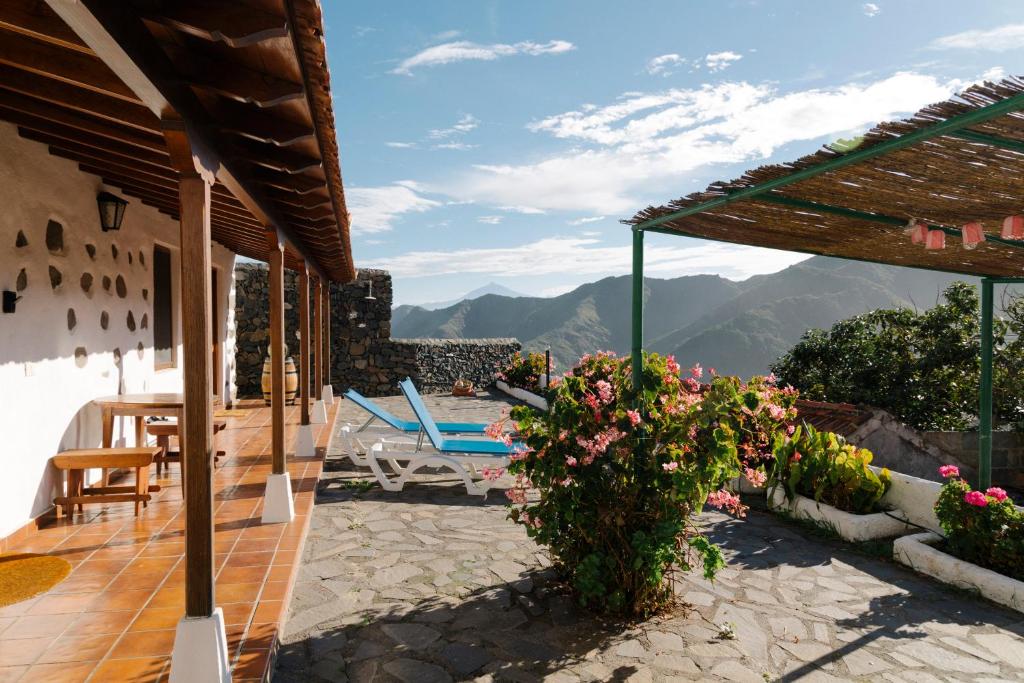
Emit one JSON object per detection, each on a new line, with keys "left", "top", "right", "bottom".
{"left": 346, "top": 182, "right": 441, "bottom": 234}
{"left": 862, "top": 3, "right": 881, "bottom": 17}
{"left": 367, "top": 237, "right": 810, "bottom": 279}
{"left": 432, "top": 29, "right": 461, "bottom": 42}
{"left": 568, "top": 216, "right": 606, "bottom": 225}
{"left": 392, "top": 39, "right": 575, "bottom": 75}
{"left": 428, "top": 114, "right": 479, "bottom": 139}
{"left": 438, "top": 72, "right": 964, "bottom": 214}
{"left": 433, "top": 142, "right": 477, "bottom": 151}
{"left": 646, "top": 54, "right": 684, "bottom": 77}
{"left": 704, "top": 51, "right": 742, "bottom": 72}
{"left": 931, "top": 24, "right": 1024, "bottom": 51}
{"left": 385, "top": 141, "right": 417, "bottom": 149}
{"left": 477, "top": 215, "right": 503, "bottom": 225}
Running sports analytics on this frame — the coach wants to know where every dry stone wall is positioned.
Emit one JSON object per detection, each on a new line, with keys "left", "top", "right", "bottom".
{"left": 234, "top": 264, "right": 520, "bottom": 397}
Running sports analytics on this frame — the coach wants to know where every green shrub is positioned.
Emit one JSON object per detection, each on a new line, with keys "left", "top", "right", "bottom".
{"left": 497, "top": 351, "right": 549, "bottom": 390}
{"left": 770, "top": 423, "right": 891, "bottom": 514}
{"left": 934, "top": 466, "right": 1024, "bottom": 581}
{"left": 498, "top": 352, "right": 795, "bottom": 615}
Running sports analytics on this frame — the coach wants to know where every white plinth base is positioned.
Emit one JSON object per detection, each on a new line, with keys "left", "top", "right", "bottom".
{"left": 261, "top": 473, "right": 295, "bottom": 524}
{"left": 169, "top": 608, "right": 231, "bottom": 683}
{"left": 311, "top": 399, "right": 327, "bottom": 424}
{"left": 294, "top": 423, "right": 316, "bottom": 457}
{"left": 322, "top": 384, "right": 335, "bottom": 405}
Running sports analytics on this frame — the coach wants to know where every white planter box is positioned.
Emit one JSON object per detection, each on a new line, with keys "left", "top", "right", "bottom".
{"left": 495, "top": 380, "right": 549, "bottom": 411}
{"left": 768, "top": 487, "right": 914, "bottom": 542}
{"left": 894, "top": 532, "right": 1024, "bottom": 614}
{"left": 727, "top": 475, "right": 766, "bottom": 496}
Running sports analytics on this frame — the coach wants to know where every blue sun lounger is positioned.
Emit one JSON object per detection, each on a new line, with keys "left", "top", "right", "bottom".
{"left": 357, "top": 378, "right": 520, "bottom": 496}
{"left": 344, "top": 388, "right": 487, "bottom": 435}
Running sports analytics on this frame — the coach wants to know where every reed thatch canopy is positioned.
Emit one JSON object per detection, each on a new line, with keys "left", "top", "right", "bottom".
{"left": 0, "top": 0, "right": 353, "bottom": 281}
{"left": 628, "top": 77, "right": 1024, "bottom": 279}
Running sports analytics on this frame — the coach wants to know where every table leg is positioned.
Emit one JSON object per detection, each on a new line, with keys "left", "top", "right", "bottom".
{"left": 101, "top": 407, "right": 113, "bottom": 487}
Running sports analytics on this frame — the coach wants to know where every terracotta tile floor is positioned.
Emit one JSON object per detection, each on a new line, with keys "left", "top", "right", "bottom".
{"left": 0, "top": 399, "right": 337, "bottom": 682}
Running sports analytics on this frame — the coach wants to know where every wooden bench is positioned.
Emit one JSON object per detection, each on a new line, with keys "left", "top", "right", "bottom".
{"left": 147, "top": 419, "right": 227, "bottom": 475}
{"left": 53, "top": 447, "right": 162, "bottom": 517}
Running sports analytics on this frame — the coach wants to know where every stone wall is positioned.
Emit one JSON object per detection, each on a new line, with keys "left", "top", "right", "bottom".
{"left": 844, "top": 408, "right": 1024, "bottom": 488}
{"left": 233, "top": 264, "right": 520, "bottom": 397}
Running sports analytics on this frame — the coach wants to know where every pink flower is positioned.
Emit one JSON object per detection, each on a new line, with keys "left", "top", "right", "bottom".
{"left": 626, "top": 409, "right": 641, "bottom": 426}
{"left": 766, "top": 373, "right": 777, "bottom": 384}
{"left": 485, "top": 421, "right": 504, "bottom": 440}
{"left": 964, "top": 490, "right": 989, "bottom": 507}
{"left": 666, "top": 355, "right": 680, "bottom": 375}
{"left": 594, "top": 380, "right": 614, "bottom": 404}
{"left": 662, "top": 461, "right": 678, "bottom": 472}
{"left": 790, "top": 452, "right": 802, "bottom": 463}
{"left": 481, "top": 466, "right": 505, "bottom": 481}
{"left": 939, "top": 465, "right": 960, "bottom": 479}
{"left": 743, "top": 467, "right": 767, "bottom": 488}
{"left": 690, "top": 363, "right": 703, "bottom": 379}
{"left": 766, "top": 404, "right": 785, "bottom": 421}
{"left": 706, "top": 489, "right": 748, "bottom": 517}
{"left": 985, "top": 487, "right": 1008, "bottom": 502}
{"left": 786, "top": 424, "right": 796, "bottom": 436}
{"left": 505, "top": 488, "right": 527, "bottom": 504}
{"left": 565, "top": 456, "right": 578, "bottom": 467}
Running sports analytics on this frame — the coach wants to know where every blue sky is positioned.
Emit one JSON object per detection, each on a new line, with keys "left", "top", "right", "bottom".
{"left": 321, "top": 1, "right": 1020, "bottom": 306}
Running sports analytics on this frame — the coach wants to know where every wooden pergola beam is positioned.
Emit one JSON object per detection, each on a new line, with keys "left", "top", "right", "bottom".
{"left": 0, "top": 93, "right": 164, "bottom": 151}
{"left": 229, "top": 138, "right": 322, "bottom": 175}
{"left": 0, "top": 64, "right": 157, "bottom": 131}
{"left": 0, "top": 0, "right": 90, "bottom": 53}
{"left": 214, "top": 99, "right": 315, "bottom": 147}
{"left": 0, "top": 27, "right": 140, "bottom": 101}
{"left": 143, "top": 0, "right": 289, "bottom": 49}
{"left": 51, "top": 0, "right": 333, "bottom": 282}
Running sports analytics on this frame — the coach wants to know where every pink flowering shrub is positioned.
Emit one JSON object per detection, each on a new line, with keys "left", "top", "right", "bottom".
{"left": 934, "top": 468, "right": 1024, "bottom": 581}
{"left": 769, "top": 423, "right": 890, "bottom": 514}
{"left": 496, "top": 351, "right": 550, "bottom": 391}
{"left": 499, "top": 351, "right": 794, "bottom": 615}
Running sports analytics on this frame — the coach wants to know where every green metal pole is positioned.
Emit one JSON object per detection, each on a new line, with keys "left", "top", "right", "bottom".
{"left": 979, "top": 278, "right": 994, "bottom": 490}
{"left": 631, "top": 228, "right": 644, "bottom": 391}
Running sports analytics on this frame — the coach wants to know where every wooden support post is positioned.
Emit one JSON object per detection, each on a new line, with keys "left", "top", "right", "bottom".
{"left": 323, "top": 283, "right": 332, "bottom": 391}
{"left": 314, "top": 277, "right": 323, "bottom": 402}
{"left": 299, "top": 263, "right": 311, "bottom": 426}
{"left": 163, "top": 121, "right": 215, "bottom": 620}
{"left": 267, "top": 234, "right": 286, "bottom": 476}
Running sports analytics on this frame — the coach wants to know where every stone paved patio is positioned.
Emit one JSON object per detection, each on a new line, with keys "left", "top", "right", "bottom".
{"left": 274, "top": 391, "right": 1024, "bottom": 682}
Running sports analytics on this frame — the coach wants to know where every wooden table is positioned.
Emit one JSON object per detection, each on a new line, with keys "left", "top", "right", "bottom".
{"left": 94, "top": 393, "right": 184, "bottom": 485}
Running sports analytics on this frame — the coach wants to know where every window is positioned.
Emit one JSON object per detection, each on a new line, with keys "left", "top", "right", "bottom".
{"left": 153, "top": 245, "right": 174, "bottom": 369}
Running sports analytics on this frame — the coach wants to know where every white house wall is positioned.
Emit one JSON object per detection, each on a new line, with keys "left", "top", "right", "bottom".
{"left": 0, "top": 122, "right": 238, "bottom": 539}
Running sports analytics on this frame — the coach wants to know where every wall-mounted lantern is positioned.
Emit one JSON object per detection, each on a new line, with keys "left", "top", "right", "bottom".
{"left": 97, "top": 191, "right": 128, "bottom": 232}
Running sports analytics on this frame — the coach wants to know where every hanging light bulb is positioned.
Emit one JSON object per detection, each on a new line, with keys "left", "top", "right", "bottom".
{"left": 906, "top": 219, "right": 929, "bottom": 245}
{"left": 1001, "top": 215, "right": 1024, "bottom": 240}
{"left": 961, "top": 222, "right": 986, "bottom": 250}
{"left": 924, "top": 229, "right": 946, "bottom": 250}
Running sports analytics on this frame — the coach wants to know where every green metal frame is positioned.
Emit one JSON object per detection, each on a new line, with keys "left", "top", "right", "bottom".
{"left": 979, "top": 278, "right": 994, "bottom": 489}
{"left": 629, "top": 90, "right": 1024, "bottom": 483}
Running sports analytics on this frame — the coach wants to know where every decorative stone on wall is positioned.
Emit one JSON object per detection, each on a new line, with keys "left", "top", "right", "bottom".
{"left": 233, "top": 264, "right": 521, "bottom": 398}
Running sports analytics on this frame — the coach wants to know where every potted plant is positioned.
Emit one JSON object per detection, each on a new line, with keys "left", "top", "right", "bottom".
{"left": 893, "top": 466, "right": 1024, "bottom": 613}
{"left": 767, "top": 424, "right": 912, "bottom": 541}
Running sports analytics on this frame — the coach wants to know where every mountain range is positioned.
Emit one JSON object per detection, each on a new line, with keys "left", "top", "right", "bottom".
{"left": 392, "top": 257, "right": 974, "bottom": 377}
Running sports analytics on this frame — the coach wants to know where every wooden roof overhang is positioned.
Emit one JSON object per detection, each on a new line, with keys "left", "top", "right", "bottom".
{"left": 628, "top": 78, "right": 1024, "bottom": 279}
{"left": 0, "top": 0, "right": 353, "bottom": 282}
